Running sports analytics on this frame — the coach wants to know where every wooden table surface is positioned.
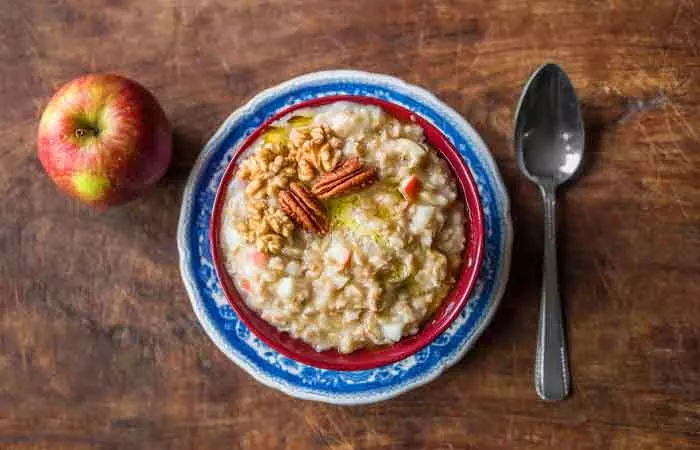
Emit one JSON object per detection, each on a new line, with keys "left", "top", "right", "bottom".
{"left": 1, "top": 0, "right": 699, "bottom": 449}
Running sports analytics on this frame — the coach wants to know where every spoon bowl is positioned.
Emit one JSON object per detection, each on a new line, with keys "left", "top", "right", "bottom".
{"left": 513, "top": 63, "right": 585, "bottom": 401}
{"left": 515, "top": 64, "right": 585, "bottom": 187}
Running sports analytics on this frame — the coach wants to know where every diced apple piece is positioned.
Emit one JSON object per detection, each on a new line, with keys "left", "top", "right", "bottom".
{"left": 342, "top": 309, "right": 361, "bottom": 323}
{"left": 343, "top": 283, "right": 362, "bottom": 299}
{"left": 399, "top": 175, "right": 421, "bottom": 202}
{"left": 314, "top": 284, "right": 334, "bottom": 309}
{"left": 240, "top": 278, "right": 252, "bottom": 292}
{"left": 368, "top": 254, "right": 388, "bottom": 270}
{"left": 237, "top": 252, "right": 257, "bottom": 279}
{"left": 286, "top": 261, "right": 301, "bottom": 276}
{"left": 260, "top": 271, "right": 277, "bottom": 282}
{"left": 381, "top": 322, "right": 404, "bottom": 342}
{"left": 328, "top": 273, "right": 350, "bottom": 290}
{"left": 222, "top": 227, "right": 243, "bottom": 250}
{"left": 251, "top": 250, "right": 269, "bottom": 267}
{"left": 378, "top": 138, "right": 426, "bottom": 171}
{"left": 276, "top": 277, "right": 296, "bottom": 299}
{"left": 395, "top": 138, "right": 426, "bottom": 167}
{"left": 410, "top": 205, "right": 435, "bottom": 230}
{"left": 326, "top": 239, "right": 352, "bottom": 270}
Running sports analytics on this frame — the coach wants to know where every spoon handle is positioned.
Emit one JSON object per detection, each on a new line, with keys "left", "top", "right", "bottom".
{"left": 535, "top": 187, "right": 570, "bottom": 401}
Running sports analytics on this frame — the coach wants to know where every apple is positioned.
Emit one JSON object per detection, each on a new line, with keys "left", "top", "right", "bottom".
{"left": 276, "top": 277, "right": 296, "bottom": 299}
{"left": 37, "top": 74, "right": 172, "bottom": 206}
{"left": 326, "top": 239, "right": 352, "bottom": 271}
{"left": 399, "top": 174, "right": 421, "bottom": 202}
{"left": 251, "top": 250, "right": 269, "bottom": 267}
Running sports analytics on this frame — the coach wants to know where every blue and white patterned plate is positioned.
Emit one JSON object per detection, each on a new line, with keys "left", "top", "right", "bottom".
{"left": 177, "top": 70, "right": 512, "bottom": 405}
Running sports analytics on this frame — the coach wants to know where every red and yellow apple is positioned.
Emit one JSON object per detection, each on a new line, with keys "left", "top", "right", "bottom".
{"left": 38, "top": 74, "right": 172, "bottom": 206}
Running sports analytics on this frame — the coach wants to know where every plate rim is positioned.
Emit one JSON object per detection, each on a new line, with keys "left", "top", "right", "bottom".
{"left": 177, "top": 69, "right": 513, "bottom": 404}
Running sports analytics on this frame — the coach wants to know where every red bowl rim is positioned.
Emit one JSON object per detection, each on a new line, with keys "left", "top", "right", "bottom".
{"left": 210, "top": 95, "right": 484, "bottom": 371}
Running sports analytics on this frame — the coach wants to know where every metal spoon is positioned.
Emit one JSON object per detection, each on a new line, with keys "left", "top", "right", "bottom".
{"left": 513, "top": 63, "right": 585, "bottom": 401}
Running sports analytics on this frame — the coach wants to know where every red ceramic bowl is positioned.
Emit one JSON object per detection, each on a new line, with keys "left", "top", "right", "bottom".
{"left": 210, "top": 95, "right": 484, "bottom": 371}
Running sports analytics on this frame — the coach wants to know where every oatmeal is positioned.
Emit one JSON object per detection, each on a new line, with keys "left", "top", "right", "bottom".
{"left": 221, "top": 102, "right": 468, "bottom": 353}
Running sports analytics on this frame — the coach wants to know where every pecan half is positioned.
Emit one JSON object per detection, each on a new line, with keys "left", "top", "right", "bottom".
{"left": 311, "top": 158, "right": 378, "bottom": 199}
{"left": 278, "top": 183, "right": 329, "bottom": 234}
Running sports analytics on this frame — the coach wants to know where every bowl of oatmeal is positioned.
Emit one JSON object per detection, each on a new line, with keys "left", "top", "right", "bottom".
{"left": 210, "top": 95, "right": 484, "bottom": 370}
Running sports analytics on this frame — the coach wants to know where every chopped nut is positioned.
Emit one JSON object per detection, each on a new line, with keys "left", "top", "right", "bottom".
{"left": 238, "top": 204, "right": 294, "bottom": 254}
{"left": 246, "top": 201, "right": 263, "bottom": 217}
{"left": 267, "top": 209, "right": 294, "bottom": 237}
{"left": 251, "top": 187, "right": 267, "bottom": 199}
{"left": 267, "top": 155, "right": 282, "bottom": 175}
{"left": 265, "top": 183, "right": 279, "bottom": 198}
{"left": 270, "top": 174, "right": 289, "bottom": 188}
{"left": 257, "top": 234, "right": 283, "bottom": 253}
{"left": 328, "top": 136, "right": 343, "bottom": 150}
{"left": 238, "top": 158, "right": 258, "bottom": 181}
{"left": 289, "top": 127, "right": 310, "bottom": 148}
{"left": 310, "top": 126, "right": 325, "bottom": 143}
{"left": 258, "top": 144, "right": 273, "bottom": 162}
{"left": 289, "top": 124, "right": 344, "bottom": 179}
{"left": 260, "top": 218, "right": 272, "bottom": 234}
{"left": 268, "top": 142, "right": 287, "bottom": 155}
{"left": 267, "top": 215, "right": 282, "bottom": 234}
{"left": 238, "top": 165, "right": 251, "bottom": 181}
{"left": 245, "top": 179, "right": 264, "bottom": 197}
{"left": 319, "top": 144, "right": 342, "bottom": 172}
{"left": 298, "top": 159, "right": 315, "bottom": 182}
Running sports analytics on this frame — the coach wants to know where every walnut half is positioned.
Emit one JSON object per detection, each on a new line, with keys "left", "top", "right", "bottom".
{"left": 238, "top": 142, "right": 297, "bottom": 197}
{"left": 289, "top": 125, "right": 344, "bottom": 181}
{"left": 236, "top": 202, "right": 294, "bottom": 254}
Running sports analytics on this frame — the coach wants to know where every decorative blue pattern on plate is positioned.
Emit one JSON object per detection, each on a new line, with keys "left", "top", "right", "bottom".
{"left": 177, "top": 70, "right": 512, "bottom": 404}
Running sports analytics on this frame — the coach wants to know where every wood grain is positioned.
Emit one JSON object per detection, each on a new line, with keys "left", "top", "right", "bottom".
{"left": 1, "top": 0, "right": 699, "bottom": 449}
